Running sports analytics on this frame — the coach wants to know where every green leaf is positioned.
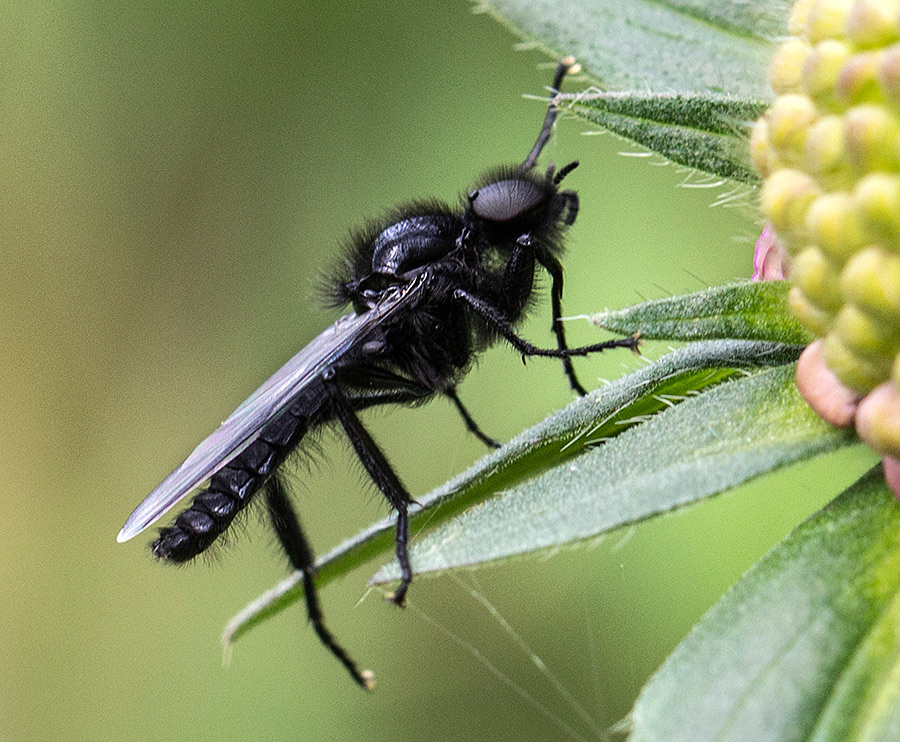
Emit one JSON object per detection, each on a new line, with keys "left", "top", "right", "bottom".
{"left": 629, "top": 467, "right": 900, "bottom": 742}
{"left": 590, "top": 281, "right": 814, "bottom": 345}
{"left": 480, "top": 0, "right": 787, "bottom": 99}
{"left": 224, "top": 340, "right": 801, "bottom": 646}
{"left": 371, "top": 363, "right": 853, "bottom": 583}
{"left": 559, "top": 92, "right": 766, "bottom": 183}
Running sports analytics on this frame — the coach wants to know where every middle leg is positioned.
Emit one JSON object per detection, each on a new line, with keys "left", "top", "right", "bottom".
{"left": 323, "top": 372, "right": 415, "bottom": 607}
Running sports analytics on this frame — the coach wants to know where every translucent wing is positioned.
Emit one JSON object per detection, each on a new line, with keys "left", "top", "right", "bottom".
{"left": 118, "top": 276, "right": 427, "bottom": 543}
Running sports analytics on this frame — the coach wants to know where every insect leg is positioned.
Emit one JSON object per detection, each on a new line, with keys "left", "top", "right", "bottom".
{"left": 446, "top": 387, "right": 501, "bottom": 449}
{"left": 342, "top": 367, "right": 434, "bottom": 411}
{"left": 523, "top": 57, "right": 578, "bottom": 171}
{"left": 534, "top": 246, "right": 588, "bottom": 396}
{"left": 496, "top": 230, "right": 588, "bottom": 395}
{"left": 454, "top": 288, "right": 639, "bottom": 360}
{"left": 264, "top": 472, "right": 373, "bottom": 690}
{"left": 323, "top": 374, "right": 414, "bottom": 607}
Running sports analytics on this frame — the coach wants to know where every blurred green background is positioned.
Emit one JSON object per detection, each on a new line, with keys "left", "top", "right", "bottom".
{"left": 0, "top": 1, "right": 876, "bottom": 741}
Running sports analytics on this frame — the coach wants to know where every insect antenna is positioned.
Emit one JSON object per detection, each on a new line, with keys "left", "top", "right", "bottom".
{"left": 553, "top": 160, "right": 579, "bottom": 185}
{"left": 522, "top": 56, "right": 580, "bottom": 171}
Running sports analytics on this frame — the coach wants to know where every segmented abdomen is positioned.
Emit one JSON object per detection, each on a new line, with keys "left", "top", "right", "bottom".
{"left": 151, "top": 405, "right": 312, "bottom": 562}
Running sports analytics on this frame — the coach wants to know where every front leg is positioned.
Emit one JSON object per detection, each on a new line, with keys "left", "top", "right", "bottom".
{"left": 455, "top": 288, "right": 639, "bottom": 359}
{"left": 501, "top": 235, "right": 588, "bottom": 395}
{"left": 498, "top": 233, "right": 536, "bottom": 319}
{"left": 535, "top": 246, "right": 588, "bottom": 396}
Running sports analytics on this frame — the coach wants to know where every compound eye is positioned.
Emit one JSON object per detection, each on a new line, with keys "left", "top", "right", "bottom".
{"left": 470, "top": 179, "right": 544, "bottom": 222}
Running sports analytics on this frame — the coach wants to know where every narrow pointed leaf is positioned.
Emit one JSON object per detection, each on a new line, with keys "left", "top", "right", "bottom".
{"left": 225, "top": 340, "right": 801, "bottom": 645}
{"left": 559, "top": 91, "right": 766, "bottom": 183}
{"left": 590, "top": 281, "right": 814, "bottom": 345}
{"left": 372, "top": 364, "right": 854, "bottom": 583}
{"left": 630, "top": 467, "right": 900, "bottom": 742}
{"left": 481, "top": 0, "right": 787, "bottom": 99}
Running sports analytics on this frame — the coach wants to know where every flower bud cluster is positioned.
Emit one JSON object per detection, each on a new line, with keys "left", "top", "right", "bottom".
{"left": 754, "top": 0, "right": 900, "bottom": 457}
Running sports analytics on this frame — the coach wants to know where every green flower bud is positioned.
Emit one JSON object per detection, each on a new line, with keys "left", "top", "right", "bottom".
{"left": 802, "top": 40, "right": 852, "bottom": 106}
{"left": 841, "top": 246, "right": 900, "bottom": 320}
{"left": 844, "top": 105, "right": 900, "bottom": 171}
{"left": 833, "top": 304, "right": 900, "bottom": 363}
{"left": 805, "top": 192, "right": 867, "bottom": 260}
{"left": 792, "top": 246, "right": 844, "bottom": 310}
{"left": 823, "top": 333, "right": 891, "bottom": 391}
{"left": 768, "top": 94, "right": 820, "bottom": 163}
{"left": 836, "top": 50, "right": 881, "bottom": 103}
{"left": 804, "top": 115, "right": 853, "bottom": 188}
{"left": 789, "top": 0, "right": 818, "bottom": 35}
{"left": 806, "top": 0, "right": 853, "bottom": 43}
{"left": 853, "top": 173, "right": 900, "bottom": 240}
{"left": 846, "top": 0, "right": 900, "bottom": 47}
{"left": 770, "top": 39, "right": 813, "bottom": 94}
{"left": 751, "top": 119, "right": 775, "bottom": 177}
{"left": 788, "top": 285, "right": 836, "bottom": 335}
{"left": 876, "top": 45, "right": 900, "bottom": 102}
{"left": 761, "top": 169, "right": 820, "bottom": 242}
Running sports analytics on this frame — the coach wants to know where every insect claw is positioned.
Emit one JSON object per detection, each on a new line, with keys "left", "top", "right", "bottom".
{"left": 384, "top": 589, "right": 407, "bottom": 607}
{"left": 561, "top": 56, "right": 581, "bottom": 75}
{"left": 629, "top": 332, "right": 643, "bottom": 356}
{"left": 360, "top": 670, "right": 376, "bottom": 691}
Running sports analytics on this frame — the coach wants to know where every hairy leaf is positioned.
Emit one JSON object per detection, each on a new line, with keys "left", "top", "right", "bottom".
{"left": 372, "top": 364, "right": 852, "bottom": 582}
{"left": 560, "top": 91, "right": 766, "bottom": 182}
{"left": 630, "top": 467, "right": 900, "bottom": 742}
{"left": 480, "top": 0, "right": 788, "bottom": 99}
{"left": 590, "top": 281, "right": 814, "bottom": 345}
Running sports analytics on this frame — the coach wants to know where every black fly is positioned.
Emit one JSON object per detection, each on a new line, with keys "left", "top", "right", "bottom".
{"left": 118, "top": 58, "right": 638, "bottom": 689}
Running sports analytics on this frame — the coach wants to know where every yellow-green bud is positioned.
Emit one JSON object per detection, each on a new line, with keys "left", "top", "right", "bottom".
{"left": 804, "top": 115, "right": 852, "bottom": 188}
{"left": 877, "top": 45, "right": 900, "bottom": 102}
{"left": 770, "top": 39, "right": 813, "bottom": 94}
{"left": 751, "top": 119, "right": 775, "bottom": 177}
{"left": 841, "top": 246, "right": 900, "bottom": 320}
{"left": 768, "top": 94, "right": 820, "bottom": 161}
{"left": 789, "top": 0, "right": 818, "bottom": 35}
{"left": 853, "top": 173, "right": 900, "bottom": 239}
{"left": 788, "top": 285, "right": 836, "bottom": 335}
{"left": 761, "top": 169, "right": 820, "bottom": 242}
{"left": 845, "top": 0, "right": 900, "bottom": 48}
{"left": 834, "top": 304, "right": 900, "bottom": 366}
{"left": 844, "top": 105, "right": 900, "bottom": 171}
{"left": 805, "top": 192, "right": 867, "bottom": 260}
{"left": 806, "top": 0, "right": 854, "bottom": 44}
{"left": 802, "top": 40, "right": 852, "bottom": 106}
{"left": 792, "top": 246, "right": 844, "bottom": 310}
{"left": 836, "top": 51, "right": 881, "bottom": 103}
{"left": 823, "top": 333, "right": 891, "bottom": 391}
